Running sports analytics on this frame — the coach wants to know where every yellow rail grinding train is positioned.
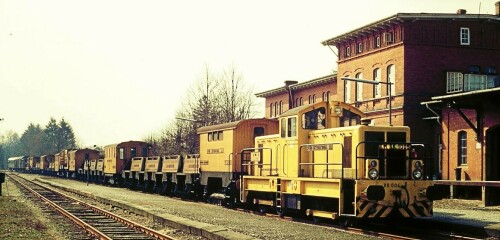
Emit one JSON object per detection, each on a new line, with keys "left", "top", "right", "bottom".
{"left": 8, "top": 100, "right": 441, "bottom": 224}
{"left": 239, "top": 100, "right": 440, "bottom": 223}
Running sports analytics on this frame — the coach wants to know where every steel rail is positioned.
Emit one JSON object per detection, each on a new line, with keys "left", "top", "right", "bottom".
{"left": 10, "top": 174, "right": 176, "bottom": 240}
{"left": 11, "top": 175, "right": 112, "bottom": 240}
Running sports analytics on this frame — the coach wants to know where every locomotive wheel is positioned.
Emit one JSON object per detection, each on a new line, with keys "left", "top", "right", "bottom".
{"left": 336, "top": 216, "right": 352, "bottom": 227}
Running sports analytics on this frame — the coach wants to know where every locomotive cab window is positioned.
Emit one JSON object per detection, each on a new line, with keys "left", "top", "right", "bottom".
{"left": 281, "top": 117, "right": 297, "bottom": 138}
{"left": 302, "top": 107, "right": 326, "bottom": 130}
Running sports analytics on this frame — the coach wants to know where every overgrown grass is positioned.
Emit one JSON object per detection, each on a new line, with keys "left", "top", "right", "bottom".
{"left": 0, "top": 195, "right": 52, "bottom": 239}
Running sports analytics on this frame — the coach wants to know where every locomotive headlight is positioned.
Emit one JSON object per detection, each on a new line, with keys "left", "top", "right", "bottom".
{"left": 414, "top": 161, "right": 422, "bottom": 168}
{"left": 411, "top": 160, "right": 424, "bottom": 180}
{"left": 368, "top": 168, "right": 379, "bottom": 180}
{"left": 413, "top": 169, "right": 423, "bottom": 180}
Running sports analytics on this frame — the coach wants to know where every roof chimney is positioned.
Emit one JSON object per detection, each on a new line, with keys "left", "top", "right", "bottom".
{"left": 284, "top": 80, "right": 298, "bottom": 87}
{"left": 496, "top": 1, "right": 500, "bottom": 16}
{"left": 456, "top": 9, "right": 467, "bottom": 14}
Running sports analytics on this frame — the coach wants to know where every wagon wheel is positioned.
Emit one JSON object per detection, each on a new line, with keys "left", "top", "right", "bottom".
{"left": 258, "top": 205, "right": 267, "bottom": 215}
{"left": 276, "top": 208, "right": 285, "bottom": 218}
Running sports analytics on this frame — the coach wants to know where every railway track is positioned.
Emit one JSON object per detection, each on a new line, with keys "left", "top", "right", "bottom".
{"left": 12, "top": 173, "right": 488, "bottom": 240}
{"left": 9, "top": 174, "right": 176, "bottom": 240}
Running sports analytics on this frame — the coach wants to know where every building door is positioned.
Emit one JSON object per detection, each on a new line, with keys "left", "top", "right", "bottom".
{"left": 486, "top": 125, "right": 500, "bottom": 181}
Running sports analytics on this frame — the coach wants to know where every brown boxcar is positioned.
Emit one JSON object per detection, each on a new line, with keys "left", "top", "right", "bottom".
{"left": 40, "top": 154, "right": 54, "bottom": 174}
{"left": 103, "top": 141, "right": 151, "bottom": 185}
{"left": 27, "top": 156, "right": 40, "bottom": 173}
{"left": 67, "top": 149, "right": 100, "bottom": 179}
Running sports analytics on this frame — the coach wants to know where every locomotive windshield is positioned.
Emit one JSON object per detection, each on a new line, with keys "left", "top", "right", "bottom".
{"left": 302, "top": 107, "right": 326, "bottom": 130}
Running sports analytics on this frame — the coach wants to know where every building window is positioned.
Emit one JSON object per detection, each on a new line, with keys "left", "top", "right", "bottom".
{"left": 299, "top": 97, "right": 303, "bottom": 106}
{"left": 344, "top": 76, "right": 351, "bottom": 103}
{"left": 270, "top": 103, "right": 274, "bottom": 117}
{"left": 274, "top": 102, "right": 278, "bottom": 117}
{"left": 346, "top": 46, "right": 351, "bottom": 57}
{"left": 387, "top": 65, "right": 395, "bottom": 95}
{"left": 458, "top": 131, "right": 467, "bottom": 165}
{"left": 375, "top": 36, "right": 381, "bottom": 48}
{"left": 355, "top": 73, "right": 363, "bottom": 102}
{"left": 357, "top": 42, "right": 363, "bottom": 53}
{"left": 373, "top": 68, "right": 381, "bottom": 98}
{"left": 312, "top": 94, "right": 316, "bottom": 103}
{"left": 446, "top": 72, "right": 464, "bottom": 93}
{"left": 322, "top": 91, "right": 330, "bottom": 102}
{"left": 279, "top": 100, "right": 283, "bottom": 114}
{"left": 460, "top": 27, "right": 470, "bottom": 45}
{"left": 384, "top": 32, "right": 393, "bottom": 44}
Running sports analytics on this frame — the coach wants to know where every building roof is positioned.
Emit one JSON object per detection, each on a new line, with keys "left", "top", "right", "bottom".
{"left": 322, "top": 13, "right": 500, "bottom": 46}
{"left": 422, "top": 87, "right": 500, "bottom": 109}
{"left": 255, "top": 73, "right": 337, "bottom": 98}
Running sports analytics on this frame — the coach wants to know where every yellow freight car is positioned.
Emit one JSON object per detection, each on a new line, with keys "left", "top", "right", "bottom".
{"left": 103, "top": 141, "right": 151, "bottom": 185}
{"left": 197, "top": 118, "right": 278, "bottom": 202}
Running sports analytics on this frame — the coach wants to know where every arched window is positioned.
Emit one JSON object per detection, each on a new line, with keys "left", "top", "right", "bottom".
{"left": 274, "top": 102, "right": 278, "bottom": 117}
{"left": 458, "top": 131, "right": 467, "bottom": 165}
{"left": 300, "top": 97, "right": 303, "bottom": 106}
{"left": 312, "top": 94, "right": 316, "bottom": 103}
{"left": 295, "top": 98, "right": 299, "bottom": 107}
{"left": 387, "top": 65, "right": 395, "bottom": 95}
{"left": 279, "top": 100, "right": 283, "bottom": 115}
{"left": 270, "top": 103, "right": 274, "bottom": 117}
{"left": 355, "top": 73, "right": 363, "bottom": 102}
{"left": 373, "top": 68, "right": 381, "bottom": 98}
{"left": 344, "top": 76, "right": 351, "bottom": 103}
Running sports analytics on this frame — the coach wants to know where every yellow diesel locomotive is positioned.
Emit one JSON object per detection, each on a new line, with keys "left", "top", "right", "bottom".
{"left": 239, "top": 100, "right": 440, "bottom": 222}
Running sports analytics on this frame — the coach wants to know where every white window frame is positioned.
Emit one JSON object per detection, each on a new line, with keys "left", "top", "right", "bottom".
{"left": 458, "top": 131, "right": 467, "bottom": 165}
{"left": 375, "top": 36, "right": 381, "bottom": 48}
{"left": 374, "top": 68, "right": 381, "bottom": 97}
{"left": 355, "top": 73, "right": 363, "bottom": 102}
{"left": 460, "top": 27, "right": 470, "bottom": 45}
{"left": 346, "top": 46, "right": 351, "bottom": 57}
{"left": 357, "top": 42, "right": 363, "bottom": 53}
{"left": 344, "top": 77, "right": 351, "bottom": 103}
{"left": 387, "top": 65, "right": 395, "bottom": 95}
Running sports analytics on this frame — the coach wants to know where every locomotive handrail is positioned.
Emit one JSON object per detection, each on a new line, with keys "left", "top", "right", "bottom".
{"left": 280, "top": 144, "right": 286, "bottom": 176}
{"left": 298, "top": 142, "right": 343, "bottom": 179}
{"left": 354, "top": 141, "right": 431, "bottom": 180}
{"left": 240, "top": 147, "right": 273, "bottom": 176}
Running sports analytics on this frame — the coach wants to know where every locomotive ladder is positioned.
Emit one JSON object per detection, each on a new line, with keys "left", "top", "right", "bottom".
{"left": 275, "top": 178, "right": 282, "bottom": 214}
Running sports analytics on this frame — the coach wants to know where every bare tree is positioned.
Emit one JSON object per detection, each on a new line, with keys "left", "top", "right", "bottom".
{"left": 146, "top": 64, "right": 258, "bottom": 155}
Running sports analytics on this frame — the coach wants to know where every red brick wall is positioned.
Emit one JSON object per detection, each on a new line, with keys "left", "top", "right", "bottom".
{"left": 441, "top": 105, "right": 500, "bottom": 181}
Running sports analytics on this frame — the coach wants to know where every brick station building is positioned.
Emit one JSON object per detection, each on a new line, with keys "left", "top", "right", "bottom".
{"left": 258, "top": 3, "right": 500, "bottom": 204}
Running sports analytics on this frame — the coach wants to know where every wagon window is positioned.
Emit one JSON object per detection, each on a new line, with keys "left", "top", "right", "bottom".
{"left": 119, "top": 148, "right": 125, "bottom": 160}
{"left": 254, "top": 127, "right": 265, "bottom": 139}
{"left": 131, "top": 147, "right": 137, "bottom": 158}
{"left": 218, "top": 131, "right": 223, "bottom": 141}
{"left": 208, "top": 132, "right": 213, "bottom": 142}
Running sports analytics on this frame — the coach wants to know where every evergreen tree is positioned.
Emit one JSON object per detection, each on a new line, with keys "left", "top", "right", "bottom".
{"left": 20, "top": 123, "right": 45, "bottom": 156}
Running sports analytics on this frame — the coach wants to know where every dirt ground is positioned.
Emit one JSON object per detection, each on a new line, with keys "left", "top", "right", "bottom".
{"left": 0, "top": 178, "right": 71, "bottom": 240}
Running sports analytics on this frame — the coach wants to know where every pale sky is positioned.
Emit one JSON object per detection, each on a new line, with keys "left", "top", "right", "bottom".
{"left": 1, "top": 0, "right": 498, "bottom": 147}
